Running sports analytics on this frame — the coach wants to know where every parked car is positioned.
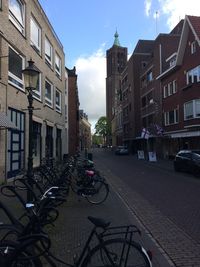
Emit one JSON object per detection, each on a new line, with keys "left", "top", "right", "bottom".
{"left": 115, "top": 146, "right": 129, "bottom": 155}
{"left": 174, "top": 150, "right": 200, "bottom": 176}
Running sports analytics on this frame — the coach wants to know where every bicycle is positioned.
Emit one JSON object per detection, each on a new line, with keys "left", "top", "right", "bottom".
{"left": 37, "top": 157, "right": 109, "bottom": 205}
{"left": 0, "top": 214, "right": 152, "bottom": 266}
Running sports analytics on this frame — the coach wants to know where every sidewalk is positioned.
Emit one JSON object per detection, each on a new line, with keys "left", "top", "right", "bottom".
{"left": 48, "top": 183, "right": 172, "bottom": 266}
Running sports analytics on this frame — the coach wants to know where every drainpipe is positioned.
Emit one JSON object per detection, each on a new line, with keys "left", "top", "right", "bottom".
{"left": 0, "top": 81, "right": 8, "bottom": 183}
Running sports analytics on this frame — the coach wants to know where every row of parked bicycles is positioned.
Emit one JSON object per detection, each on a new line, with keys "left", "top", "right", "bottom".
{"left": 0, "top": 154, "right": 152, "bottom": 266}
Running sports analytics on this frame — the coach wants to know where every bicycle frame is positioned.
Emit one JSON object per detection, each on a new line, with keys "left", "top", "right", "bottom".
{"left": 47, "top": 225, "right": 120, "bottom": 267}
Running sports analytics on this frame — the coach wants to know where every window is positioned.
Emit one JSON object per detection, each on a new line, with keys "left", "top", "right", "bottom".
{"left": 195, "top": 100, "right": 200, "bottom": 117}
{"left": 168, "top": 82, "right": 173, "bottom": 96}
{"left": 45, "top": 80, "right": 53, "bottom": 107}
{"left": 173, "top": 80, "right": 177, "bottom": 94}
{"left": 8, "top": 46, "right": 24, "bottom": 90}
{"left": 169, "top": 57, "right": 176, "bottom": 67}
{"left": 164, "top": 108, "right": 178, "bottom": 125}
{"left": 186, "top": 66, "right": 200, "bottom": 84}
{"left": 147, "top": 71, "right": 153, "bottom": 82}
{"left": 184, "top": 101, "right": 193, "bottom": 119}
{"left": 55, "top": 53, "right": 61, "bottom": 77}
{"left": 7, "top": 108, "right": 25, "bottom": 178}
{"left": 163, "top": 85, "right": 168, "bottom": 98}
{"left": 55, "top": 89, "right": 61, "bottom": 112}
{"left": 163, "top": 80, "right": 177, "bottom": 98}
{"left": 45, "top": 37, "right": 53, "bottom": 66}
{"left": 183, "top": 100, "right": 200, "bottom": 119}
{"left": 30, "top": 17, "right": 41, "bottom": 53}
{"left": 141, "top": 61, "right": 147, "bottom": 68}
{"left": 9, "top": 0, "right": 25, "bottom": 34}
{"left": 32, "top": 72, "right": 41, "bottom": 100}
{"left": 191, "top": 41, "right": 196, "bottom": 54}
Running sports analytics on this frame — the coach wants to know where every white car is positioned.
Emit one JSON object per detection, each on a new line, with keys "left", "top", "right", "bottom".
{"left": 115, "top": 146, "right": 129, "bottom": 155}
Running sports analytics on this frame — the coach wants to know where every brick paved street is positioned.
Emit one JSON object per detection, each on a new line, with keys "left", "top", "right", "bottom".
{"left": 93, "top": 149, "right": 200, "bottom": 267}
{"left": 48, "top": 183, "right": 172, "bottom": 266}
{"left": 1, "top": 150, "right": 200, "bottom": 266}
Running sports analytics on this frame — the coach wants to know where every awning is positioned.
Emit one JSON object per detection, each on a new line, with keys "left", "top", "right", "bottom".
{"left": 0, "top": 113, "right": 17, "bottom": 129}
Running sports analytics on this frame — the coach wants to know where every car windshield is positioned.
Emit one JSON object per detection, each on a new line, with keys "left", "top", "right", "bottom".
{"left": 192, "top": 152, "right": 200, "bottom": 160}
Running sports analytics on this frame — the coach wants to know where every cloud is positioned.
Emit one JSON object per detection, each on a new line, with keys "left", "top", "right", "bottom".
{"left": 75, "top": 45, "right": 106, "bottom": 131}
{"left": 158, "top": 0, "right": 200, "bottom": 29}
{"left": 144, "top": 0, "right": 152, "bottom": 17}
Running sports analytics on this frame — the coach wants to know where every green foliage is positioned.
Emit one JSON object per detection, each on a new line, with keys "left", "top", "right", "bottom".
{"left": 92, "top": 134, "right": 103, "bottom": 145}
{"left": 95, "top": 116, "right": 111, "bottom": 143}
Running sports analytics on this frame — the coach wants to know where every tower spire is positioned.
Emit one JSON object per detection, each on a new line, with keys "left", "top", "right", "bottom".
{"left": 113, "top": 30, "right": 121, "bottom": 46}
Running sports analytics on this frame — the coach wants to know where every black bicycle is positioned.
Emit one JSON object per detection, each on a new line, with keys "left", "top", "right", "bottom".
{"left": 0, "top": 206, "right": 152, "bottom": 267}
{"left": 38, "top": 157, "right": 110, "bottom": 205}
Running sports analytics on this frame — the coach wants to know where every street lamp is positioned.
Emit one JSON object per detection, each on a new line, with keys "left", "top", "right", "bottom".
{"left": 22, "top": 59, "right": 40, "bottom": 202}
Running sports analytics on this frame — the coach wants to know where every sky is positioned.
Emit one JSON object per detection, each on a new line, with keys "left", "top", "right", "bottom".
{"left": 39, "top": 0, "right": 200, "bottom": 132}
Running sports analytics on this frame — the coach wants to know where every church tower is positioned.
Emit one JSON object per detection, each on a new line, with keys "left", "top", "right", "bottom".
{"left": 106, "top": 31, "right": 127, "bottom": 145}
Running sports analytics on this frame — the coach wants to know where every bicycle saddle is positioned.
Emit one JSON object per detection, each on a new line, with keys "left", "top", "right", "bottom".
{"left": 85, "top": 170, "right": 94, "bottom": 176}
{"left": 88, "top": 216, "right": 110, "bottom": 228}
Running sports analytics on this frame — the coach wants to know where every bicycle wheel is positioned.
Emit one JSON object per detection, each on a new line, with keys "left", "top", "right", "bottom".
{"left": 81, "top": 238, "right": 152, "bottom": 267}
{"left": 0, "top": 240, "right": 42, "bottom": 267}
{"left": 86, "top": 181, "right": 109, "bottom": 205}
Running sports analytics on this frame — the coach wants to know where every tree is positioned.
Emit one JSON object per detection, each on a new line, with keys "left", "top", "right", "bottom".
{"left": 95, "top": 116, "right": 111, "bottom": 145}
{"left": 92, "top": 134, "right": 103, "bottom": 146}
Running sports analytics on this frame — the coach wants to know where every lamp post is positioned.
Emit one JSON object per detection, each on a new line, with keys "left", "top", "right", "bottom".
{"left": 22, "top": 59, "right": 40, "bottom": 202}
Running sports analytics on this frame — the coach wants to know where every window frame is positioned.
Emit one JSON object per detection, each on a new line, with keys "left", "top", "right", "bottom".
{"left": 168, "top": 82, "right": 173, "bottom": 96}
{"left": 191, "top": 41, "right": 196, "bottom": 54}
{"left": 184, "top": 101, "right": 194, "bottom": 120}
{"left": 163, "top": 85, "right": 168, "bottom": 98}
{"left": 186, "top": 66, "right": 200, "bottom": 84}
{"left": 9, "top": 0, "right": 25, "bottom": 34}
{"left": 55, "top": 88, "right": 62, "bottom": 113}
{"left": 32, "top": 72, "right": 42, "bottom": 100}
{"left": 172, "top": 80, "right": 177, "bottom": 94}
{"left": 8, "top": 45, "right": 25, "bottom": 91}
{"left": 45, "top": 79, "right": 53, "bottom": 107}
{"left": 45, "top": 37, "right": 53, "bottom": 66}
{"left": 55, "top": 53, "right": 61, "bottom": 77}
{"left": 30, "top": 16, "right": 41, "bottom": 53}
{"left": 147, "top": 71, "right": 153, "bottom": 82}
{"left": 164, "top": 108, "right": 178, "bottom": 126}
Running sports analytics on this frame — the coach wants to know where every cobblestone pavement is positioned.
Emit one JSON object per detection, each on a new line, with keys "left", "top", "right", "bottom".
{"left": 93, "top": 150, "right": 200, "bottom": 267}
{"left": 48, "top": 186, "right": 172, "bottom": 266}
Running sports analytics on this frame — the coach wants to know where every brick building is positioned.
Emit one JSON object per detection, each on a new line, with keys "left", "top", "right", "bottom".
{"left": 66, "top": 67, "right": 80, "bottom": 156}
{"left": 106, "top": 15, "right": 200, "bottom": 159}
{"left": 79, "top": 110, "right": 91, "bottom": 152}
{"left": 158, "top": 16, "right": 200, "bottom": 157}
{"left": 106, "top": 31, "right": 127, "bottom": 146}
{"left": 121, "top": 40, "right": 154, "bottom": 153}
{"left": 0, "top": 0, "right": 68, "bottom": 181}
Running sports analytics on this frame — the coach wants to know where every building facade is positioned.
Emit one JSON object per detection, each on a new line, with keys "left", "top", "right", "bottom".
{"left": 66, "top": 66, "right": 80, "bottom": 156}
{"left": 0, "top": 0, "right": 68, "bottom": 181}
{"left": 106, "top": 31, "right": 127, "bottom": 147}
{"left": 158, "top": 16, "right": 200, "bottom": 157}
{"left": 106, "top": 16, "right": 200, "bottom": 159}
{"left": 79, "top": 110, "right": 91, "bottom": 152}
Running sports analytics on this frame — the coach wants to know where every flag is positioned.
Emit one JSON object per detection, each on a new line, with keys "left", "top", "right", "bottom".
{"left": 154, "top": 124, "right": 164, "bottom": 136}
{"left": 141, "top": 128, "right": 150, "bottom": 139}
